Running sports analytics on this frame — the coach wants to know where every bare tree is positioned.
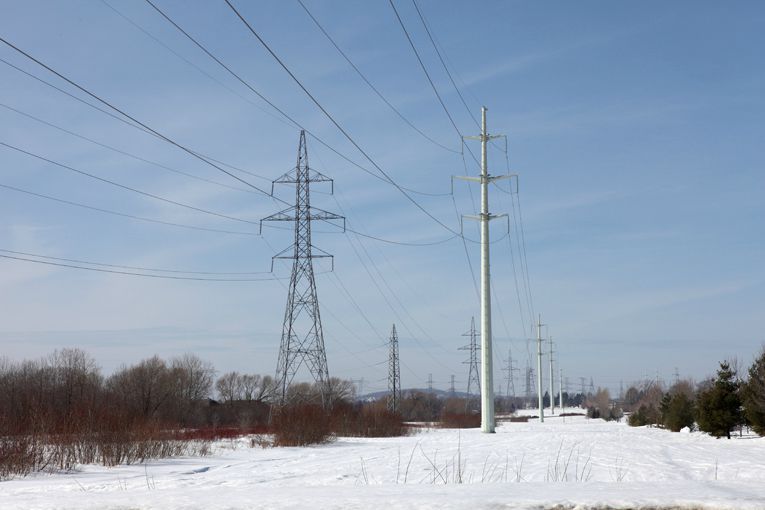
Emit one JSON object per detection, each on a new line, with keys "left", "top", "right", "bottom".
{"left": 239, "top": 374, "right": 260, "bottom": 401}
{"left": 107, "top": 356, "right": 175, "bottom": 419}
{"left": 172, "top": 354, "right": 214, "bottom": 402}
{"left": 216, "top": 371, "right": 243, "bottom": 403}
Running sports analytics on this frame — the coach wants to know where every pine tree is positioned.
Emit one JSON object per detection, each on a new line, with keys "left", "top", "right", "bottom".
{"left": 696, "top": 361, "right": 742, "bottom": 439}
{"left": 661, "top": 392, "right": 696, "bottom": 432}
{"left": 741, "top": 348, "right": 765, "bottom": 436}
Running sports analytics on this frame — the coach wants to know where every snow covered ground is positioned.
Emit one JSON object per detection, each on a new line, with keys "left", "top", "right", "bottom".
{"left": 3, "top": 411, "right": 765, "bottom": 509}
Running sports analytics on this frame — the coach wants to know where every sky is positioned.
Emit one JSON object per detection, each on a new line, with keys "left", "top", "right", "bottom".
{"left": 0, "top": 0, "right": 763, "bottom": 397}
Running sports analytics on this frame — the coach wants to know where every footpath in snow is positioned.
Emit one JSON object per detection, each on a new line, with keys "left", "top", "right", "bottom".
{"left": 2, "top": 412, "right": 765, "bottom": 509}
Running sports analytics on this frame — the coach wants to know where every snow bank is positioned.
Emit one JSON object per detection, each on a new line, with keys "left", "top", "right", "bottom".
{"left": 2, "top": 414, "right": 764, "bottom": 509}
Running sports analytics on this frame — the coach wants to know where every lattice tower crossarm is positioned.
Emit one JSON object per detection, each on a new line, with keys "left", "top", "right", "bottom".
{"left": 261, "top": 130, "right": 344, "bottom": 406}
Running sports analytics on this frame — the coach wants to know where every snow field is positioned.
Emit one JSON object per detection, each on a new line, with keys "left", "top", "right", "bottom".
{"left": 2, "top": 413, "right": 765, "bottom": 509}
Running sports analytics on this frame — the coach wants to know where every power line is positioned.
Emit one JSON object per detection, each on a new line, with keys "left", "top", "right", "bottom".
{"left": 100, "top": 0, "right": 295, "bottom": 137}
{"left": 410, "top": 0, "right": 479, "bottom": 129}
{"left": 297, "top": 0, "right": 458, "bottom": 154}
{"left": 387, "top": 0, "right": 479, "bottom": 167}
{"left": 0, "top": 248, "right": 267, "bottom": 275}
{"left": 3, "top": 13, "right": 467, "bottom": 250}
{"left": 0, "top": 253, "right": 281, "bottom": 282}
{"left": 0, "top": 36, "right": 272, "bottom": 198}
{"left": 3, "top": 58, "right": 443, "bottom": 247}
{"left": 1, "top": 141, "right": 260, "bottom": 227}
{"left": 221, "top": 0, "right": 460, "bottom": 236}
{"left": 0, "top": 182, "right": 258, "bottom": 236}
{"left": 143, "top": 0, "right": 449, "bottom": 199}
{"left": 0, "top": 56, "right": 149, "bottom": 135}
{"left": 1, "top": 102, "right": 269, "bottom": 194}
{"left": 0, "top": 57, "right": 274, "bottom": 184}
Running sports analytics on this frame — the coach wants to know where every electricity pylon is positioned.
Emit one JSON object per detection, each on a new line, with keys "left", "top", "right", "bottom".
{"left": 455, "top": 107, "right": 511, "bottom": 433}
{"left": 387, "top": 324, "right": 401, "bottom": 413}
{"left": 449, "top": 375, "right": 456, "bottom": 396}
{"left": 503, "top": 346, "right": 519, "bottom": 398}
{"left": 459, "top": 317, "right": 481, "bottom": 406}
{"left": 427, "top": 373, "right": 434, "bottom": 393}
{"left": 525, "top": 364, "right": 534, "bottom": 406}
{"left": 261, "top": 130, "right": 345, "bottom": 406}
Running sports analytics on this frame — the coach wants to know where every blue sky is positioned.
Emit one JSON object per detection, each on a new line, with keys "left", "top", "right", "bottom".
{"left": 0, "top": 0, "right": 763, "bottom": 396}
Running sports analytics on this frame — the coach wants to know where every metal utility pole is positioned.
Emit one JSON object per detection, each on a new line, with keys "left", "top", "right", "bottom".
{"left": 427, "top": 373, "right": 434, "bottom": 394}
{"left": 549, "top": 336, "right": 555, "bottom": 414}
{"left": 580, "top": 377, "right": 587, "bottom": 396}
{"left": 536, "top": 315, "right": 545, "bottom": 422}
{"left": 387, "top": 324, "right": 401, "bottom": 413}
{"left": 559, "top": 367, "right": 564, "bottom": 410}
{"left": 455, "top": 107, "right": 509, "bottom": 434}
{"left": 459, "top": 317, "right": 481, "bottom": 404}
{"left": 449, "top": 375, "right": 456, "bottom": 396}
{"left": 262, "top": 130, "right": 345, "bottom": 406}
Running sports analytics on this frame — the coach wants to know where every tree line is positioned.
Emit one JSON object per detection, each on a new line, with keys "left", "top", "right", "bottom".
{"left": 622, "top": 348, "right": 765, "bottom": 438}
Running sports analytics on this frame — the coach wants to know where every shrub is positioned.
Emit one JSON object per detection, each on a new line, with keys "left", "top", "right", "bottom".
{"left": 628, "top": 404, "right": 661, "bottom": 427}
{"left": 439, "top": 410, "right": 480, "bottom": 428}
{"left": 330, "top": 402, "right": 406, "bottom": 437}
{"left": 271, "top": 404, "right": 332, "bottom": 446}
{"left": 586, "top": 388, "right": 623, "bottom": 421}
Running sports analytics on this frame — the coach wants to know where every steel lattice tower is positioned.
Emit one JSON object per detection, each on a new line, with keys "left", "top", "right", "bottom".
{"left": 387, "top": 324, "right": 401, "bottom": 412}
{"left": 459, "top": 317, "right": 481, "bottom": 400}
{"left": 503, "top": 346, "right": 519, "bottom": 398}
{"left": 261, "top": 130, "right": 344, "bottom": 406}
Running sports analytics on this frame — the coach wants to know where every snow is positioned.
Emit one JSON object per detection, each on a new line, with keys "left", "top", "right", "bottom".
{"left": 3, "top": 412, "right": 765, "bottom": 509}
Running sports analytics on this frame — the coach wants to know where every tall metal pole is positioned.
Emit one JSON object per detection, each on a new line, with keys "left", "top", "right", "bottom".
{"left": 454, "top": 107, "right": 509, "bottom": 433}
{"left": 536, "top": 314, "right": 544, "bottom": 422}
{"left": 478, "top": 107, "right": 495, "bottom": 433}
{"left": 559, "top": 366, "right": 563, "bottom": 410}
{"left": 549, "top": 336, "right": 555, "bottom": 414}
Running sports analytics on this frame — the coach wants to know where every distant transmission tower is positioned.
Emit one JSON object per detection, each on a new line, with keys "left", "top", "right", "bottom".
{"left": 262, "top": 130, "right": 345, "bottom": 406}
{"left": 449, "top": 374, "right": 456, "bottom": 396}
{"left": 427, "top": 373, "right": 434, "bottom": 393}
{"left": 525, "top": 364, "right": 534, "bottom": 406}
{"left": 387, "top": 324, "right": 401, "bottom": 412}
{"left": 459, "top": 317, "right": 481, "bottom": 401}
{"left": 503, "top": 346, "right": 519, "bottom": 398}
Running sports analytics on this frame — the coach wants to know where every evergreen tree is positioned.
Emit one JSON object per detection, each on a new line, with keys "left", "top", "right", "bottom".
{"left": 696, "top": 361, "right": 742, "bottom": 439}
{"left": 660, "top": 380, "right": 696, "bottom": 432}
{"left": 741, "top": 348, "right": 765, "bottom": 436}
{"left": 660, "top": 392, "right": 696, "bottom": 432}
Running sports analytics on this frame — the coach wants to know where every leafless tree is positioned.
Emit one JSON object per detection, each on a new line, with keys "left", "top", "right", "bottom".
{"left": 216, "top": 371, "right": 243, "bottom": 403}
